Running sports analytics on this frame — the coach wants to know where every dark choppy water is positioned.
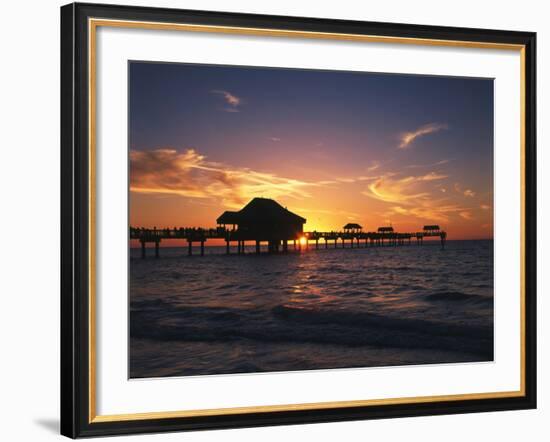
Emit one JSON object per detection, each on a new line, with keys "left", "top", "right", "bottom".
{"left": 130, "top": 240, "right": 493, "bottom": 378}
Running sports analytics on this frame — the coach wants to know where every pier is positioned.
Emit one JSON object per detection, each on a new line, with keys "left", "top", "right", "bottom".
{"left": 130, "top": 198, "right": 446, "bottom": 258}
{"left": 130, "top": 224, "right": 447, "bottom": 258}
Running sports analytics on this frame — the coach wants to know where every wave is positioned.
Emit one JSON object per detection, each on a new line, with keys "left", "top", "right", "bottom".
{"left": 130, "top": 300, "right": 493, "bottom": 358}
{"left": 425, "top": 291, "right": 493, "bottom": 306}
{"left": 272, "top": 304, "right": 492, "bottom": 339}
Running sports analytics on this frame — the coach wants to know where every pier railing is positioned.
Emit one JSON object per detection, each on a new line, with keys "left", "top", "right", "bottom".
{"left": 130, "top": 226, "right": 447, "bottom": 258}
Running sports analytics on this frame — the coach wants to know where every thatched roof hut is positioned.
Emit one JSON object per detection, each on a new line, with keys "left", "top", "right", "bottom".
{"left": 216, "top": 198, "right": 306, "bottom": 240}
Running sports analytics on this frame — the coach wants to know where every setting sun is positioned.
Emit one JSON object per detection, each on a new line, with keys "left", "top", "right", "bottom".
{"left": 299, "top": 236, "right": 308, "bottom": 246}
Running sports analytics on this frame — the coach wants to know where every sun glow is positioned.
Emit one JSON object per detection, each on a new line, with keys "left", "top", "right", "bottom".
{"left": 299, "top": 236, "right": 308, "bottom": 246}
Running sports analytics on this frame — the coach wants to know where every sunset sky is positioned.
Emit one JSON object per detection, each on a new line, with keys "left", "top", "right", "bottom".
{"left": 129, "top": 62, "right": 494, "bottom": 240}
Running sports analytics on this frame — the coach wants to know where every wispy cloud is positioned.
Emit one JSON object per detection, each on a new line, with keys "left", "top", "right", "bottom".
{"left": 362, "top": 171, "right": 472, "bottom": 222}
{"left": 269, "top": 137, "right": 281, "bottom": 142}
{"left": 210, "top": 90, "right": 242, "bottom": 112}
{"left": 398, "top": 123, "right": 449, "bottom": 149}
{"left": 364, "top": 172, "right": 447, "bottom": 204}
{"left": 454, "top": 182, "right": 476, "bottom": 198}
{"left": 367, "top": 161, "right": 381, "bottom": 172}
{"left": 406, "top": 159, "right": 451, "bottom": 169}
{"left": 131, "top": 148, "right": 327, "bottom": 208}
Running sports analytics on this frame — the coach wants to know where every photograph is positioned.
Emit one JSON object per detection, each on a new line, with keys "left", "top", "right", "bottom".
{"left": 55, "top": 1, "right": 537, "bottom": 438}
{"left": 128, "top": 61, "right": 495, "bottom": 378}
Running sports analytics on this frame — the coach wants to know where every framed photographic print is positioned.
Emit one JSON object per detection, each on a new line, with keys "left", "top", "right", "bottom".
{"left": 60, "top": 2, "right": 536, "bottom": 438}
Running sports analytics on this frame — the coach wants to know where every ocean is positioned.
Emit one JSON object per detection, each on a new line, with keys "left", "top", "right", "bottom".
{"left": 129, "top": 240, "right": 493, "bottom": 378}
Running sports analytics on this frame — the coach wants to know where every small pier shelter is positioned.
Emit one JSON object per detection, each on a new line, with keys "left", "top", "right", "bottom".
{"left": 343, "top": 223, "right": 363, "bottom": 234}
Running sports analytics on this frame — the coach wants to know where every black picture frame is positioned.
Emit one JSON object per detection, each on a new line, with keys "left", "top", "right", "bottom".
{"left": 61, "top": 2, "right": 537, "bottom": 438}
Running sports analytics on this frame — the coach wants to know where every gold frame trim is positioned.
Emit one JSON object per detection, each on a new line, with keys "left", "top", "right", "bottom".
{"left": 88, "top": 18, "right": 527, "bottom": 424}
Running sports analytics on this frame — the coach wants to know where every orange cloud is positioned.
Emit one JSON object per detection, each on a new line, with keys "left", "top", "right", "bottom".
{"left": 398, "top": 123, "right": 449, "bottom": 149}
{"left": 365, "top": 172, "right": 448, "bottom": 203}
{"left": 363, "top": 171, "right": 473, "bottom": 223}
{"left": 130, "top": 148, "right": 325, "bottom": 208}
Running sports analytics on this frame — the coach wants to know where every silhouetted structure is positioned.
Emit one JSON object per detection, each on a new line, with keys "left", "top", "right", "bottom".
{"left": 216, "top": 198, "right": 306, "bottom": 253}
{"left": 130, "top": 198, "right": 447, "bottom": 257}
{"left": 423, "top": 225, "right": 441, "bottom": 232}
{"left": 216, "top": 211, "right": 240, "bottom": 230}
{"left": 343, "top": 223, "right": 362, "bottom": 233}
{"left": 217, "top": 198, "right": 306, "bottom": 239}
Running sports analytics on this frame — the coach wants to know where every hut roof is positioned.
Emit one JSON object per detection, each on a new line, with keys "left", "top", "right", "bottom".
{"left": 216, "top": 198, "right": 306, "bottom": 225}
{"left": 378, "top": 226, "right": 394, "bottom": 232}
{"left": 217, "top": 211, "right": 240, "bottom": 225}
{"left": 343, "top": 223, "right": 362, "bottom": 230}
{"left": 423, "top": 225, "right": 440, "bottom": 231}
